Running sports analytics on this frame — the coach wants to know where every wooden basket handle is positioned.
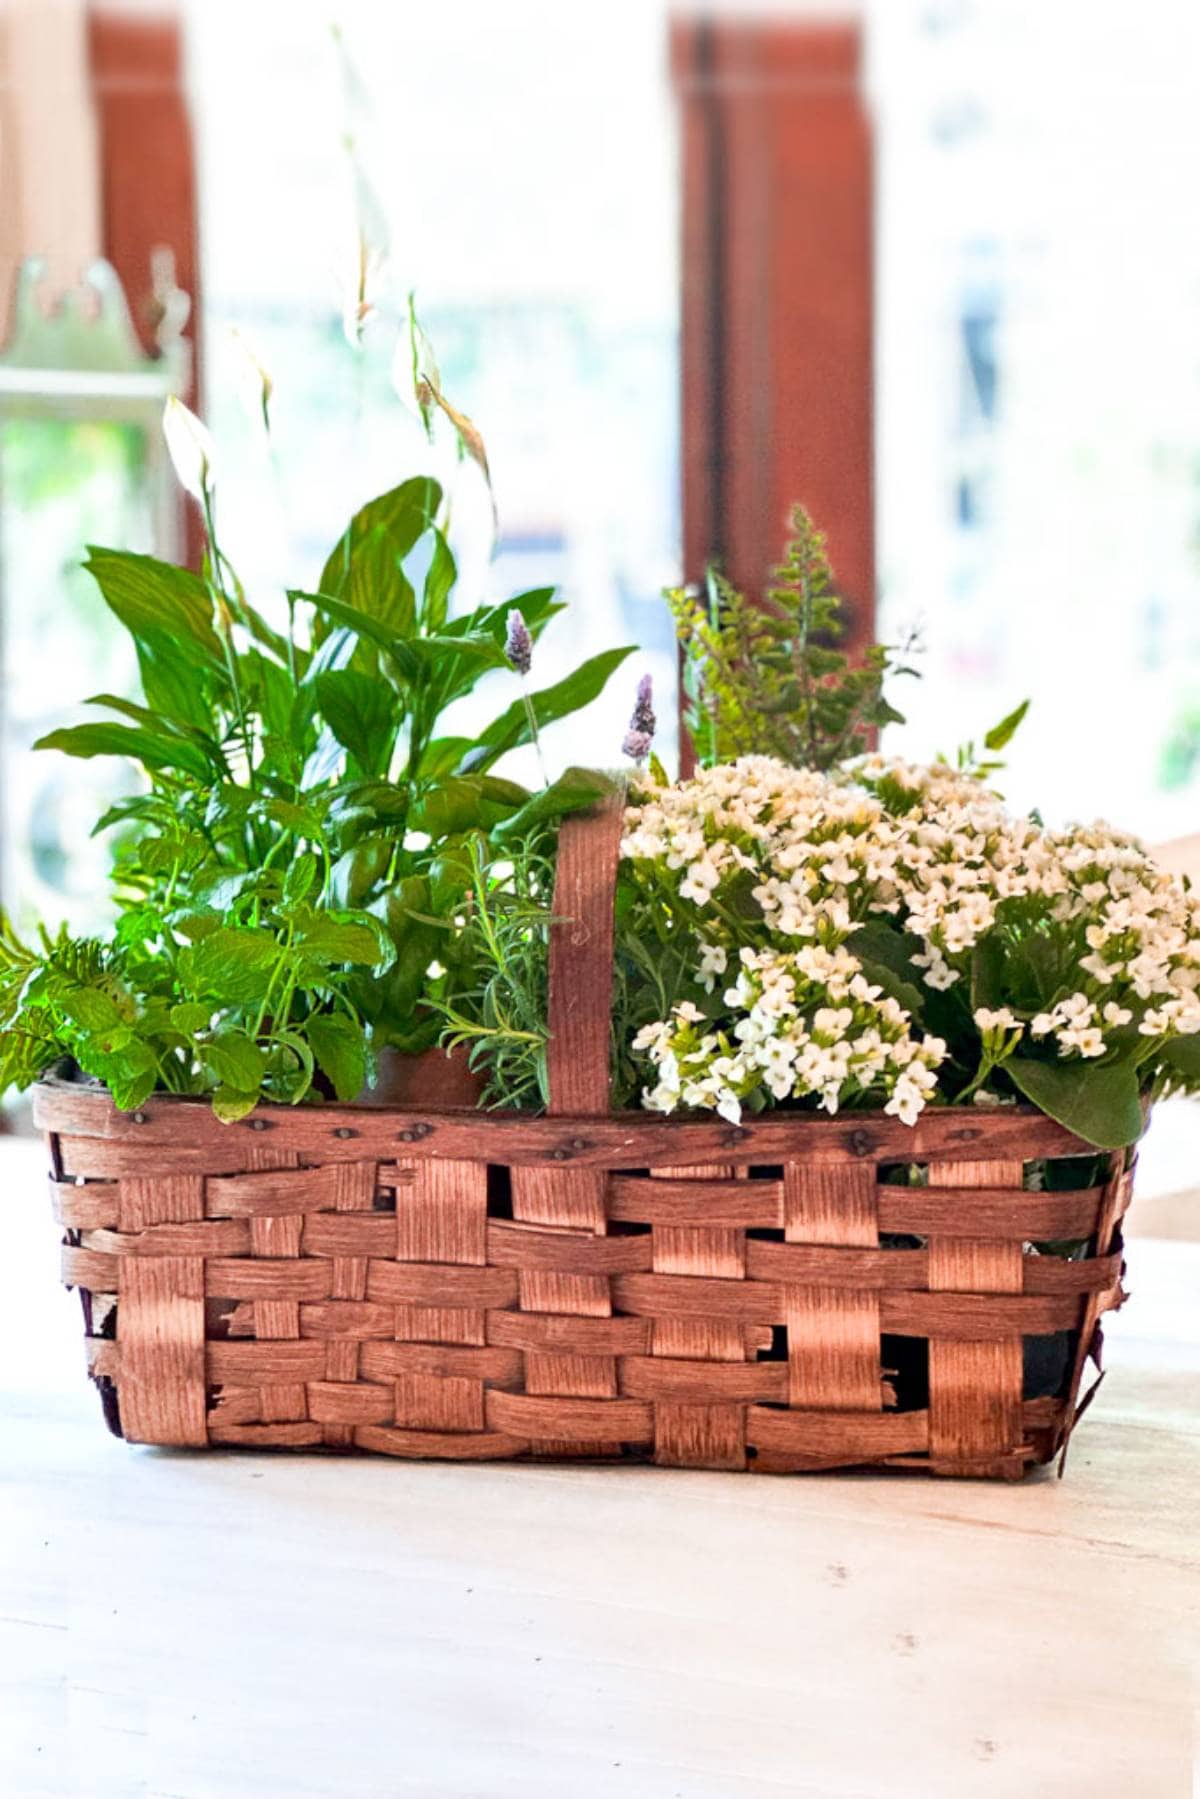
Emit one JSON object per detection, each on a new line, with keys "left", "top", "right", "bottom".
{"left": 545, "top": 786, "right": 626, "bottom": 1116}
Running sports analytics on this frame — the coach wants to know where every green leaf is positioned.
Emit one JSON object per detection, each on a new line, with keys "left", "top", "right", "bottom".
{"left": 341, "top": 523, "right": 418, "bottom": 654}
{"left": 970, "top": 932, "right": 1008, "bottom": 1012}
{"left": 306, "top": 1012, "right": 367, "bottom": 1102}
{"left": 84, "top": 694, "right": 221, "bottom": 768}
{"left": 315, "top": 670, "right": 398, "bottom": 777}
{"left": 294, "top": 912, "right": 395, "bottom": 972}
{"left": 984, "top": 699, "right": 1031, "bottom": 753}
{"left": 34, "top": 722, "right": 213, "bottom": 781}
{"left": 857, "top": 958, "right": 925, "bottom": 1023}
{"left": 459, "top": 645, "right": 637, "bottom": 773}
{"left": 106, "top": 1064, "right": 158, "bottom": 1113}
{"left": 203, "top": 1032, "right": 266, "bottom": 1093}
{"left": 282, "top": 856, "right": 320, "bottom": 910}
{"left": 416, "top": 736, "right": 476, "bottom": 779}
{"left": 83, "top": 546, "right": 226, "bottom": 732}
{"left": 422, "top": 527, "right": 456, "bottom": 632}
{"left": 59, "top": 987, "right": 123, "bottom": 1031}
{"left": 1160, "top": 1033, "right": 1200, "bottom": 1083}
{"left": 318, "top": 476, "right": 442, "bottom": 600}
{"left": 169, "top": 1002, "right": 212, "bottom": 1036}
{"left": 181, "top": 929, "right": 281, "bottom": 1004}
{"left": 83, "top": 546, "right": 221, "bottom": 658}
{"left": 1006, "top": 1056, "right": 1144, "bottom": 1150}
{"left": 408, "top": 775, "right": 528, "bottom": 838}
{"left": 492, "top": 767, "right": 615, "bottom": 840}
{"left": 212, "top": 1086, "right": 261, "bottom": 1124}
{"left": 455, "top": 587, "right": 562, "bottom": 650}
{"left": 329, "top": 840, "right": 392, "bottom": 909}
{"left": 296, "top": 590, "right": 420, "bottom": 683}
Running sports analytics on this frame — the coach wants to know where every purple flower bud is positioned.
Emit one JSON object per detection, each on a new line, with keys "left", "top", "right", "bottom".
{"left": 622, "top": 672, "right": 656, "bottom": 763}
{"left": 504, "top": 608, "right": 533, "bottom": 676}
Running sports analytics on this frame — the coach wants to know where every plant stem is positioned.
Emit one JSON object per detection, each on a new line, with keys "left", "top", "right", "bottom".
{"left": 521, "top": 683, "right": 548, "bottom": 787}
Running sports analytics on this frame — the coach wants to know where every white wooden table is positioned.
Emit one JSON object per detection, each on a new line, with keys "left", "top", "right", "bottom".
{"left": 3, "top": 1134, "right": 1197, "bottom": 1799}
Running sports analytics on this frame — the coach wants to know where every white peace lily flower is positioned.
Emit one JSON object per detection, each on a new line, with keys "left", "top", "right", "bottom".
{"left": 162, "top": 395, "right": 216, "bottom": 502}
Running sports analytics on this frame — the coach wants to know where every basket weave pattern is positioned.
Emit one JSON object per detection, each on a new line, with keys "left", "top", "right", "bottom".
{"left": 36, "top": 805, "right": 1132, "bottom": 1479}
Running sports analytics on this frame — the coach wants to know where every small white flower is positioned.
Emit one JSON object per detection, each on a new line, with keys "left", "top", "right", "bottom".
{"left": 973, "top": 1006, "right": 1019, "bottom": 1034}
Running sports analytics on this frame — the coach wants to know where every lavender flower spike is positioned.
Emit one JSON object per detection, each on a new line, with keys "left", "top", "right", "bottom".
{"left": 622, "top": 671, "right": 656, "bottom": 763}
{"left": 504, "top": 608, "right": 533, "bottom": 676}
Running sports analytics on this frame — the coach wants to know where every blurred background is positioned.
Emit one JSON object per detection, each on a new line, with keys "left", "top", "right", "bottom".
{"left": 0, "top": 1, "right": 1198, "bottom": 1133}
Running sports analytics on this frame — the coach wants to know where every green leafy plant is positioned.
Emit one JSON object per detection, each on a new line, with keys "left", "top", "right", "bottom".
{"left": 0, "top": 406, "right": 632, "bottom": 1118}
{"left": 434, "top": 832, "right": 561, "bottom": 1110}
{"left": 667, "top": 504, "right": 918, "bottom": 769}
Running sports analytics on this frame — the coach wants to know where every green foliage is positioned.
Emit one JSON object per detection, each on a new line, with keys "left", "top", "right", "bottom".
{"left": 3, "top": 466, "right": 628, "bottom": 1119}
{"left": 434, "top": 833, "right": 564, "bottom": 1110}
{"left": 667, "top": 505, "right": 917, "bottom": 769}
{"left": 1005, "top": 1057, "right": 1144, "bottom": 1151}
{"left": 948, "top": 698, "right": 1031, "bottom": 785}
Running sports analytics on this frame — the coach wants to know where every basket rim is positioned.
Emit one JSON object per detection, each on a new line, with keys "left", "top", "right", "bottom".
{"left": 32, "top": 1073, "right": 1100, "bottom": 1165}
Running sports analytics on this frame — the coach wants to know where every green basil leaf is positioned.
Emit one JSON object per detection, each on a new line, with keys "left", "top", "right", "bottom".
{"left": 329, "top": 840, "right": 392, "bottom": 909}
{"left": 407, "top": 775, "right": 528, "bottom": 837}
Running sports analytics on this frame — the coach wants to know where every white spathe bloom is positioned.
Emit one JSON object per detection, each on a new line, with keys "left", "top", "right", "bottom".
{"left": 162, "top": 395, "right": 216, "bottom": 502}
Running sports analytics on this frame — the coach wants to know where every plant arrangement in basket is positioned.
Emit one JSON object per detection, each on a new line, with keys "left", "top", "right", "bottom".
{"left": 453, "top": 507, "right": 1200, "bottom": 1151}
{"left": 4, "top": 346, "right": 1199, "bottom": 1155}
{"left": 0, "top": 397, "right": 629, "bottom": 1120}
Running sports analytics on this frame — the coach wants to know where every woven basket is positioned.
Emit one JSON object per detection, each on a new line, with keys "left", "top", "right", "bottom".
{"left": 35, "top": 801, "right": 1133, "bottom": 1480}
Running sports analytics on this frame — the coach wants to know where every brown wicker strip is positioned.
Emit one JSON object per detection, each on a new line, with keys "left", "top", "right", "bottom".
{"left": 209, "top": 1342, "right": 327, "bottom": 1382}
{"left": 608, "top": 1176, "right": 784, "bottom": 1227}
{"left": 881, "top": 1291, "right": 1080, "bottom": 1338}
{"left": 51, "top": 1180, "right": 119, "bottom": 1228}
{"left": 745, "top": 1240, "right": 927, "bottom": 1289}
{"left": 485, "top": 1390, "right": 654, "bottom": 1443}
{"left": 486, "top": 1312, "right": 651, "bottom": 1355}
{"left": 876, "top": 1186, "right": 1104, "bottom": 1239}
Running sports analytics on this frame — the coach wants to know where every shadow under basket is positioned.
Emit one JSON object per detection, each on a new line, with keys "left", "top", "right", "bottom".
{"left": 36, "top": 801, "right": 1134, "bottom": 1481}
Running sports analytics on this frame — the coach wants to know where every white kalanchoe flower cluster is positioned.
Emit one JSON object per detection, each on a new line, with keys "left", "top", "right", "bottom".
{"left": 619, "top": 753, "right": 1200, "bottom": 1126}
{"left": 633, "top": 943, "right": 946, "bottom": 1125}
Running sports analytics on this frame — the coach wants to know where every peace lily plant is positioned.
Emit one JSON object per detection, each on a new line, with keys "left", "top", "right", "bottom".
{"left": 1, "top": 371, "right": 1197, "bottom": 1154}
